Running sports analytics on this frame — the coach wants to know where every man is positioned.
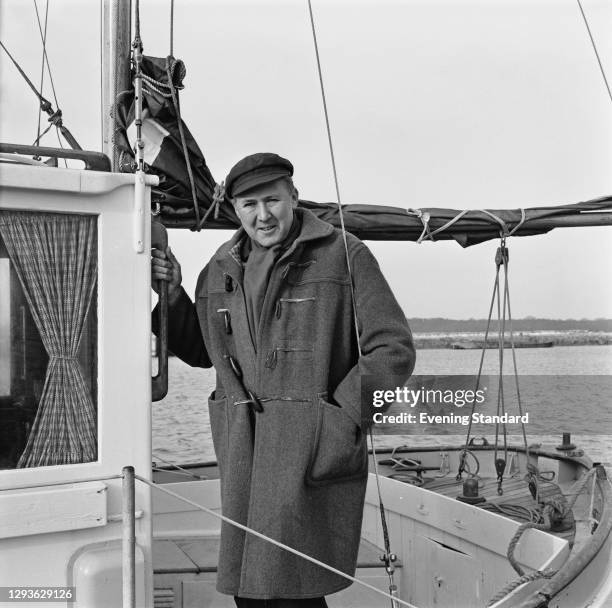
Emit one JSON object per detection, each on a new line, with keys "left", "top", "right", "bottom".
{"left": 152, "top": 153, "right": 415, "bottom": 607}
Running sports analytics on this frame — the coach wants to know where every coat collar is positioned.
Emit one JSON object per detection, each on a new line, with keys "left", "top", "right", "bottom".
{"left": 215, "top": 207, "right": 334, "bottom": 275}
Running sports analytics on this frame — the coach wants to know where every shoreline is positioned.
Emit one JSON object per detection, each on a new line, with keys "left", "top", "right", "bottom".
{"left": 412, "top": 330, "right": 612, "bottom": 349}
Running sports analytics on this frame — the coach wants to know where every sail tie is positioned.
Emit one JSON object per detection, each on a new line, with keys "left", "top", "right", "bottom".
{"left": 407, "top": 207, "right": 527, "bottom": 242}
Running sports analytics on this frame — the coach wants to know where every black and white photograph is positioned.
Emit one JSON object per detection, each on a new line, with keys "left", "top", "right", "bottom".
{"left": 1, "top": 1, "right": 611, "bottom": 607}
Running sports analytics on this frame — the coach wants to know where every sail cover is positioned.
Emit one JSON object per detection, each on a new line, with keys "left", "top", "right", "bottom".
{"left": 114, "top": 56, "right": 612, "bottom": 246}
{"left": 113, "top": 55, "right": 237, "bottom": 227}
{"left": 162, "top": 195, "right": 612, "bottom": 247}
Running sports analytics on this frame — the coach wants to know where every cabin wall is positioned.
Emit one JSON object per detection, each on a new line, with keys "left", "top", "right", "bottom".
{"left": 362, "top": 475, "right": 569, "bottom": 608}
{"left": 0, "top": 165, "right": 157, "bottom": 607}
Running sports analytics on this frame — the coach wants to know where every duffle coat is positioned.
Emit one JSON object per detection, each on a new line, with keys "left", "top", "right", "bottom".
{"left": 163, "top": 208, "right": 415, "bottom": 599}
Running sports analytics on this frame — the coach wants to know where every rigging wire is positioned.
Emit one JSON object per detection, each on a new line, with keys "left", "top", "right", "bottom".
{"left": 170, "top": 0, "right": 175, "bottom": 57}
{"left": 135, "top": 474, "right": 418, "bottom": 608}
{"left": 504, "top": 261, "right": 529, "bottom": 456}
{"left": 306, "top": 0, "right": 361, "bottom": 357}
{"left": 100, "top": 0, "right": 104, "bottom": 154}
{"left": 577, "top": 0, "right": 612, "bottom": 105}
{"left": 0, "top": 40, "right": 51, "bottom": 106}
{"left": 34, "top": 0, "right": 50, "bottom": 149}
{"left": 307, "top": 2, "right": 398, "bottom": 605}
{"left": 32, "top": 0, "right": 60, "bottom": 108}
{"left": 32, "top": 0, "right": 73, "bottom": 161}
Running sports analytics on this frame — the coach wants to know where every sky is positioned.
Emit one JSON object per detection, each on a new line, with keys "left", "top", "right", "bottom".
{"left": 1, "top": 0, "right": 612, "bottom": 319}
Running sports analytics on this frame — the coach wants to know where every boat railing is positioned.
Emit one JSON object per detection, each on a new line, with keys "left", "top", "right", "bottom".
{"left": 0, "top": 143, "right": 111, "bottom": 172}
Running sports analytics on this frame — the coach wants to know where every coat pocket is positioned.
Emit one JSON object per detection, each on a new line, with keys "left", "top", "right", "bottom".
{"left": 305, "top": 395, "right": 368, "bottom": 486}
{"left": 207, "top": 391, "right": 229, "bottom": 474}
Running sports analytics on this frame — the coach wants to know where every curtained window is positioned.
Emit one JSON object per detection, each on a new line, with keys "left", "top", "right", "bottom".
{"left": 0, "top": 210, "right": 97, "bottom": 469}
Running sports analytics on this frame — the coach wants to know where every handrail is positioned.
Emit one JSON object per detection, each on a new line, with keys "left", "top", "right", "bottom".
{"left": 122, "top": 466, "right": 136, "bottom": 608}
{"left": 151, "top": 219, "right": 169, "bottom": 401}
{"left": 0, "top": 474, "right": 122, "bottom": 492}
{"left": 0, "top": 143, "right": 111, "bottom": 172}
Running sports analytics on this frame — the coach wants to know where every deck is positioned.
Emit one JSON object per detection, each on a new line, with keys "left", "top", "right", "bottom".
{"left": 152, "top": 446, "right": 600, "bottom": 607}
{"left": 153, "top": 537, "right": 400, "bottom": 607}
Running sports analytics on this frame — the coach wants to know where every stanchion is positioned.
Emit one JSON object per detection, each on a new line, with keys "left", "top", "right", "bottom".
{"left": 122, "top": 466, "right": 136, "bottom": 608}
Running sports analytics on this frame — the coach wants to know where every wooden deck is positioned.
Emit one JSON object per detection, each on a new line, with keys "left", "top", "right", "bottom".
{"left": 376, "top": 463, "right": 577, "bottom": 546}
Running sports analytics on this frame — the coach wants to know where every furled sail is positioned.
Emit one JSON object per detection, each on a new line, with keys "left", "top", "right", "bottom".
{"left": 113, "top": 55, "right": 237, "bottom": 227}
{"left": 114, "top": 56, "right": 612, "bottom": 246}
{"left": 163, "top": 195, "right": 612, "bottom": 247}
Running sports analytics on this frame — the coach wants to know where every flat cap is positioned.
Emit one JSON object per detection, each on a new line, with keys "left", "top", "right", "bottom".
{"left": 225, "top": 152, "right": 294, "bottom": 198}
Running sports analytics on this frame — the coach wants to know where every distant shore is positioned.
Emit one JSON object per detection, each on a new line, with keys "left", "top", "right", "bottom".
{"left": 412, "top": 330, "right": 612, "bottom": 349}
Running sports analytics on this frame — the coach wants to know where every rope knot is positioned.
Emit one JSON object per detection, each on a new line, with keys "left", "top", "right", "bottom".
{"left": 212, "top": 181, "right": 226, "bottom": 216}
{"left": 542, "top": 495, "right": 569, "bottom": 526}
{"left": 407, "top": 208, "right": 434, "bottom": 243}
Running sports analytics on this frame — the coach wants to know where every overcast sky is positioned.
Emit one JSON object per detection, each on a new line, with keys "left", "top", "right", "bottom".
{"left": 1, "top": 0, "right": 612, "bottom": 319}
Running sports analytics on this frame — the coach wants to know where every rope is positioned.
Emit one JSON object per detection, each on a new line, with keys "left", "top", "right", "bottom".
{"left": 480, "top": 209, "right": 509, "bottom": 235}
{"left": 507, "top": 518, "right": 550, "bottom": 576}
{"left": 504, "top": 272, "right": 529, "bottom": 456}
{"left": 458, "top": 234, "right": 532, "bottom": 495}
{"left": 164, "top": 56, "right": 201, "bottom": 228}
{"left": 565, "top": 467, "right": 597, "bottom": 511}
{"left": 307, "top": 3, "right": 398, "bottom": 604}
{"left": 111, "top": 0, "right": 123, "bottom": 169}
{"left": 152, "top": 453, "right": 208, "bottom": 480}
{"left": 458, "top": 262, "right": 500, "bottom": 476}
{"left": 131, "top": 2, "right": 199, "bottom": 225}
{"left": 407, "top": 208, "right": 470, "bottom": 242}
{"left": 479, "top": 502, "right": 542, "bottom": 523}
{"left": 134, "top": 474, "right": 418, "bottom": 608}
{"left": 32, "top": 122, "right": 54, "bottom": 147}
{"left": 485, "top": 505, "right": 560, "bottom": 607}
{"left": 588, "top": 469, "right": 599, "bottom": 531}
{"left": 487, "top": 469, "right": 598, "bottom": 606}
{"left": 506, "top": 208, "right": 527, "bottom": 237}
{"left": 577, "top": 0, "right": 612, "bottom": 106}
{"left": 141, "top": 72, "right": 175, "bottom": 98}
{"left": 407, "top": 208, "right": 526, "bottom": 242}
{"left": 495, "top": 240, "right": 509, "bottom": 488}
{"left": 487, "top": 568, "right": 556, "bottom": 607}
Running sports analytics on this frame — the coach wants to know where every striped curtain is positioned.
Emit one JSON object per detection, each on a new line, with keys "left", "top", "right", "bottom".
{"left": 0, "top": 211, "right": 97, "bottom": 467}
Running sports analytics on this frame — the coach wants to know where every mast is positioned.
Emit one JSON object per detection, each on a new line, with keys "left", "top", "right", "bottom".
{"left": 101, "top": 0, "right": 132, "bottom": 171}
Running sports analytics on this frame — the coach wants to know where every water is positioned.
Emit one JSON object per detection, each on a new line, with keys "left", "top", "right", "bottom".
{"left": 152, "top": 345, "right": 612, "bottom": 466}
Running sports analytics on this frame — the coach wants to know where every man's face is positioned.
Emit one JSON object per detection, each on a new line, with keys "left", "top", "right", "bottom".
{"left": 232, "top": 179, "right": 298, "bottom": 248}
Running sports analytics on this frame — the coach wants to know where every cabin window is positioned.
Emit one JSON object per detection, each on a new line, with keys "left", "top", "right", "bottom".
{"left": 0, "top": 210, "right": 97, "bottom": 469}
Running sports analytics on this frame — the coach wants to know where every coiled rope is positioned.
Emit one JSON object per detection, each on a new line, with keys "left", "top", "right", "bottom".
{"left": 487, "top": 468, "right": 598, "bottom": 606}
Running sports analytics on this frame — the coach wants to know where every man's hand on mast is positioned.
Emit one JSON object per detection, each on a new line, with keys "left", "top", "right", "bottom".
{"left": 151, "top": 246, "right": 182, "bottom": 305}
